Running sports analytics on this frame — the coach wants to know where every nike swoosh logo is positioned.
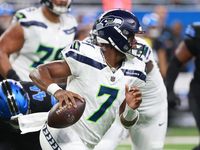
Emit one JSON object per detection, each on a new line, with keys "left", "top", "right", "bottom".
{"left": 159, "top": 122, "right": 165, "bottom": 126}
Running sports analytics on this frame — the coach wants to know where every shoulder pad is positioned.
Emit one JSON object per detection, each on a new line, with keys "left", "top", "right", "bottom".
{"left": 13, "top": 7, "right": 38, "bottom": 22}
{"left": 185, "top": 22, "right": 200, "bottom": 38}
{"left": 69, "top": 40, "right": 95, "bottom": 52}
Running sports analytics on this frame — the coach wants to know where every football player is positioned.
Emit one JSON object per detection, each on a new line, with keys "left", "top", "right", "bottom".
{"left": 0, "top": 0, "right": 77, "bottom": 81}
{"left": 0, "top": 79, "right": 65, "bottom": 150}
{"left": 165, "top": 22, "right": 200, "bottom": 150}
{"left": 93, "top": 11, "right": 168, "bottom": 150}
{"left": 29, "top": 9, "right": 146, "bottom": 150}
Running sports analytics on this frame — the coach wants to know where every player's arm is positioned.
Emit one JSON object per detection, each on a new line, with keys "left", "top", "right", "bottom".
{"left": 175, "top": 41, "right": 193, "bottom": 63}
{"left": 0, "top": 22, "right": 24, "bottom": 81}
{"left": 157, "top": 47, "right": 168, "bottom": 78}
{"left": 165, "top": 41, "right": 193, "bottom": 107}
{"left": 119, "top": 85, "right": 142, "bottom": 128}
{"left": 29, "top": 60, "right": 84, "bottom": 108}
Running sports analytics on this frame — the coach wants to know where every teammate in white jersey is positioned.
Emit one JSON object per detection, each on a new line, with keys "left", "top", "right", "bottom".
{"left": 29, "top": 9, "right": 147, "bottom": 150}
{"left": 0, "top": 0, "right": 77, "bottom": 81}
{"left": 94, "top": 14, "right": 168, "bottom": 150}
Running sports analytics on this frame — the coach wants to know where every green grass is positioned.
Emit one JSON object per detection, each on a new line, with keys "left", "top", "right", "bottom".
{"left": 115, "top": 126, "right": 199, "bottom": 150}
{"left": 115, "top": 145, "right": 131, "bottom": 150}
{"left": 116, "top": 145, "right": 197, "bottom": 150}
{"left": 166, "top": 126, "right": 199, "bottom": 136}
{"left": 164, "top": 144, "right": 196, "bottom": 150}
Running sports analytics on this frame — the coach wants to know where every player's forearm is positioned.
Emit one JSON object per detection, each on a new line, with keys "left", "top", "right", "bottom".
{"left": 119, "top": 85, "right": 141, "bottom": 128}
{"left": 120, "top": 103, "right": 139, "bottom": 128}
{"left": 165, "top": 56, "right": 182, "bottom": 93}
{"left": 0, "top": 53, "right": 13, "bottom": 78}
{"left": 29, "top": 65, "right": 54, "bottom": 92}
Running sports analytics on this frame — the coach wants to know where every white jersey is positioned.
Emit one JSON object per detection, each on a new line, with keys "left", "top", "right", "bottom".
{"left": 61, "top": 40, "right": 146, "bottom": 146}
{"left": 135, "top": 37, "right": 167, "bottom": 111}
{"left": 9, "top": 7, "right": 77, "bottom": 81}
{"left": 95, "top": 37, "right": 168, "bottom": 150}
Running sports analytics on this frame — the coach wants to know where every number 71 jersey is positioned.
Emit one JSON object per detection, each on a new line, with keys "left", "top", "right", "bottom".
{"left": 9, "top": 7, "right": 77, "bottom": 81}
{"left": 61, "top": 40, "right": 146, "bottom": 145}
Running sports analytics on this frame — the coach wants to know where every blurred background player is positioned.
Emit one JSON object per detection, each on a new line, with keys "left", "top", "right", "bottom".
{"left": 0, "top": 0, "right": 77, "bottom": 81}
{"left": 142, "top": 12, "right": 168, "bottom": 79}
{"left": 153, "top": 4, "right": 174, "bottom": 74}
{"left": 0, "top": 3, "right": 14, "bottom": 35}
{"left": 165, "top": 22, "right": 200, "bottom": 150}
{"left": 0, "top": 79, "right": 65, "bottom": 150}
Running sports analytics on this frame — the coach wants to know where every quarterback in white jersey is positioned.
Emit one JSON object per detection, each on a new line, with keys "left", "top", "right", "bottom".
{"left": 40, "top": 40, "right": 145, "bottom": 149}
{"left": 29, "top": 9, "right": 147, "bottom": 150}
{"left": 0, "top": 0, "right": 77, "bottom": 81}
{"left": 95, "top": 36, "right": 168, "bottom": 150}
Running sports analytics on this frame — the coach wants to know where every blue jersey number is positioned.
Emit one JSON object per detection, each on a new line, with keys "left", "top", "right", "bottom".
{"left": 87, "top": 85, "right": 119, "bottom": 123}
{"left": 30, "top": 44, "right": 64, "bottom": 68}
{"left": 30, "top": 85, "right": 58, "bottom": 106}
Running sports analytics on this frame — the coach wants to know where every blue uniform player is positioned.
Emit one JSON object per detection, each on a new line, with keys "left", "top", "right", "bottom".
{"left": 0, "top": 79, "right": 64, "bottom": 150}
{"left": 166, "top": 22, "right": 200, "bottom": 150}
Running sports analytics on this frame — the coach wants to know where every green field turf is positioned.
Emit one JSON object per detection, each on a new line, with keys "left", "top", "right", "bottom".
{"left": 164, "top": 144, "right": 196, "bottom": 150}
{"left": 115, "top": 126, "right": 199, "bottom": 150}
{"left": 166, "top": 126, "right": 199, "bottom": 136}
{"left": 116, "top": 144, "right": 197, "bottom": 150}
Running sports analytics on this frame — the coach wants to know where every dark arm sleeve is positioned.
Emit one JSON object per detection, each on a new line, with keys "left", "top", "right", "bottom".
{"left": 165, "top": 56, "right": 182, "bottom": 93}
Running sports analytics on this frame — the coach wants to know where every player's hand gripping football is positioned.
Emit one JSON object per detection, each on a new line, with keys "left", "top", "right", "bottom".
{"left": 125, "top": 84, "right": 142, "bottom": 110}
{"left": 54, "top": 90, "right": 84, "bottom": 108}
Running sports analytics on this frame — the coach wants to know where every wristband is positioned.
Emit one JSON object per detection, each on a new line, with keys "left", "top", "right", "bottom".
{"left": 7, "top": 69, "right": 21, "bottom": 81}
{"left": 47, "top": 83, "right": 62, "bottom": 96}
{"left": 123, "top": 103, "right": 138, "bottom": 121}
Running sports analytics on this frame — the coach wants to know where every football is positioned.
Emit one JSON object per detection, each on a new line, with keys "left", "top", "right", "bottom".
{"left": 47, "top": 97, "right": 86, "bottom": 128}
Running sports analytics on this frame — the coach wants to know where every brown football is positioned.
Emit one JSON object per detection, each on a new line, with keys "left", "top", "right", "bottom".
{"left": 47, "top": 97, "right": 86, "bottom": 128}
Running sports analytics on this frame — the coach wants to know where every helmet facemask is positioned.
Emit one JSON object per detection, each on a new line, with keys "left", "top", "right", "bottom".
{"left": 51, "top": 0, "right": 71, "bottom": 15}
{"left": 0, "top": 79, "right": 29, "bottom": 121}
{"left": 126, "top": 33, "right": 146, "bottom": 58}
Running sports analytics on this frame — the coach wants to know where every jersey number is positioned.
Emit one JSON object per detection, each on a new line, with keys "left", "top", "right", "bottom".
{"left": 30, "top": 44, "right": 64, "bottom": 68}
{"left": 87, "top": 85, "right": 119, "bottom": 123}
{"left": 30, "top": 85, "right": 57, "bottom": 106}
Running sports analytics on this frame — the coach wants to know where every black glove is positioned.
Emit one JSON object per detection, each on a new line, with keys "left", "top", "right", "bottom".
{"left": 167, "top": 91, "right": 181, "bottom": 108}
{"left": 7, "top": 69, "right": 21, "bottom": 81}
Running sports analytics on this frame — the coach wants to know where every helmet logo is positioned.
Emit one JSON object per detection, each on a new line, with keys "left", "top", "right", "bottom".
{"left": 97, "top": 16, "right": 123, "bottom": 30}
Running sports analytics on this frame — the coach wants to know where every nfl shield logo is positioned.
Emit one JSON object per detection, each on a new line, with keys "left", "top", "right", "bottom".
{"left": 111, "top": 76, "right": 115, "bottom": 82}
{"left": 65, "top": 112, "right": 75, "bottom": 123}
